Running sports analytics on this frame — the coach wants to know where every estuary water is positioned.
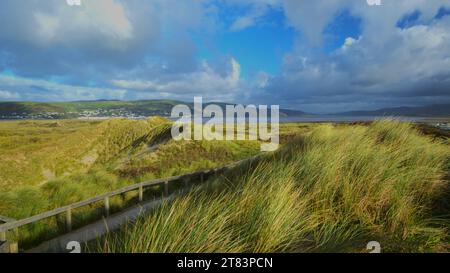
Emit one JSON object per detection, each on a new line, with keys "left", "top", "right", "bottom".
{"left": 0, "top": 115, "right": 442, "bottom": 123}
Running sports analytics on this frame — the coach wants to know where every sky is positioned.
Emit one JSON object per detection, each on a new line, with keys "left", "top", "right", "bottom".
{"left": 0, "top": 0, "right": 449, "bottom": 113}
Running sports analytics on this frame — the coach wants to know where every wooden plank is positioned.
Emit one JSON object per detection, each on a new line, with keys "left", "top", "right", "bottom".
{"left": 140, "top": 179, "right": 165, "bottom": 188}
{"left": 164, "top": 181, "right": 169, "bottom": 197}
{"left": 27, "top": 197, "right": 172, "bottom": 253}
{"left": 0, "top": 206, "right": 70, "bottom": 232}
{"left": 0, "top": 241, "right": 9, "bottom": 253}
{"left": 138, "top": 185, "right": 143, "bottom": 202}
{"left": 9, "top": 242, "right": 18, "bottom": 253}
{"left": 104, "top": 197, "right": 110, "bottom": 217}
{"left": 66, "top": 208, "right": 72, "bottom": 232}
{"left": 0, "top": 215, "right": 15, "bottom": 223}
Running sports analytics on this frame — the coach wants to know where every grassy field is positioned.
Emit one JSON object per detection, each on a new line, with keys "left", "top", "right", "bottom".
{"left": 1, "top": 118, "right": 285, "bottom": 248}
{"left": 1, "top": 119, "right": 448, "bottom": 252}
{"left": 93, "top": 120, "right": 450, "bottom": 253}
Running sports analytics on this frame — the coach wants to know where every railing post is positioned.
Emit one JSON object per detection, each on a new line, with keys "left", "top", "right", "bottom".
{"left": 164, "top": 181, "right": 169, "bottom": 197}
{"left": 104, "top": 197, "right": 110, "bottom": 217}
{"left": 138, "top": 185, "right": 143, "bottom": 202}
{"left": 66, "top": 208, "right": 72, "bottom": 232}
{"left": 9, "top": 242, "right": 18, "bottom": 253}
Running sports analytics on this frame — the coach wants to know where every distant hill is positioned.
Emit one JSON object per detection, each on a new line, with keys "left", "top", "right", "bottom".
{"left": 334, "top": 104, "right": 450, "bottom": 117}
{"left": 0, "top": 100, "right": 182, "bottom": 119}
{"left": 0, "top": 100, "right": 307, "bottom": 119}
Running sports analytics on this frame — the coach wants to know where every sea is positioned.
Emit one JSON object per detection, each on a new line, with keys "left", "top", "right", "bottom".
{"left": 0, "top": 115, "right": 447, "bottom": 124}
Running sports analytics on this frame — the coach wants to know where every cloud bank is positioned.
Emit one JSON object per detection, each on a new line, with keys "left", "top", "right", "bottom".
{"left": 0, "top": 0, "right": 449, "bottom": 112}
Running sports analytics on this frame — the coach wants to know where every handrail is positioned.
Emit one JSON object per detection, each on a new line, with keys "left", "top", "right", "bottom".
{"left": 0, "top": 173, "right": 193, "bottom": 232}
{"left": 0, "top": 154, "right": 261, "bottom": 234}
{"left": 0, "top": 216, "right": 15, "bottom": 223}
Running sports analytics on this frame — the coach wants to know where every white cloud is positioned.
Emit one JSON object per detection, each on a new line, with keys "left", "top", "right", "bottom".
{"left": 0, "top": 0, "right": 449, "bottom": 109}
{"left": 230, "top": 4, "right": 269, "bottom": 31}
{"left": 247, "top": 0, "right": 450, "bottom": 111}
{"left": 111, "top": 58, "right": 243, "bottom": 101}
{"left": 0, "top": 75, "right": 127, "bottom": 101}
{"left": 2, "top": 0, "right": 134, "bottom": 46}
{"left": 255, "top": 71, "right": 270, "bottom": 88}
{"left": 283, "top": 0, "right": 342, "bottom": 45}
{"left": 226, "top": 0, "right": 282, "bottom": 31}
{"left": 0, "top": 90, "right": 19, "bottom": 100}
{"left": 342, "top": 37, "right": 358, "bottom": 50}
{"left": 0, "top": 0, "right": 215, "bottom": 72}
{"left": 34, "top": 12, "right": 60, "bottom": 43}
{"left": 228, "top": 58, "right": 241, "bottom": 87}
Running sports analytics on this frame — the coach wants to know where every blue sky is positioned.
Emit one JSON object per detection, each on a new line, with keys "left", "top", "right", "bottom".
{"left": 198, "top": 6, "right": 294, "bottom": 77}
{"left": 0, "top": 0, "right": 449, "bottom": 113}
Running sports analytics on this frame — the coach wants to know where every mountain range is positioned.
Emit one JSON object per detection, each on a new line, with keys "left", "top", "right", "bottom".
{"left": 333, "top": 104, "right": 450, "bottom": 117}
{"left": 0, "top": 100, "right": 448, "bottom": 119}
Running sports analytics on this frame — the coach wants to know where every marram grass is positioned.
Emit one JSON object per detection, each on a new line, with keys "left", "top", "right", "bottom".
{"left": 0, "top": 117, "right": 263, "bottom": 249}
{"left": 94, "top": 120, "right": 449, "bottom": 253}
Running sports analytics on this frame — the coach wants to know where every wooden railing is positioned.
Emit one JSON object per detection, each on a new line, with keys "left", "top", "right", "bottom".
{"left": 0, "top": 154, "right": 261, "bottom": 251}
{"left": 0, "top": 216, "right": 18, "bottom": 253}
{"left": 0, "top": 216, "right": 15, "bottom": 241}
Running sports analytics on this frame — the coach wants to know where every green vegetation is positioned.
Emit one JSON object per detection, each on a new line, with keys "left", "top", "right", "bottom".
{"left": 0, "top": 100, "right": 182, "bottom": 118}
{"left": 0, "top": 100, "right": 306, "bottom": 119}
{"left": 0, "top": 119, "right": 102, "bottom": 189}
{"left": 0, "top": 118, "right": 265, "bottom": 248}
{"left": 0, "top": 118, "right": 171, "bottom": 190}
{"left": 1, "top": 119, "right": 447, "bottom": 252}
{"left": 95, "top": 120, "right": 450, "bottom": 253}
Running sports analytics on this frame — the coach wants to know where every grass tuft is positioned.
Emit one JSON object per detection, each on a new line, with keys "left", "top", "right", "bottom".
{"left": 94, "top": 120, "right": 450, "bottom": 253}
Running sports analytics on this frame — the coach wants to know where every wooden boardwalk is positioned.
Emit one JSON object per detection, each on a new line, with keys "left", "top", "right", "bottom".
{"left": 0, "top": 154, "right": 261, "bottom": 253}
{"left": 27, "top": 196, "right": 173, "bottom": 253}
